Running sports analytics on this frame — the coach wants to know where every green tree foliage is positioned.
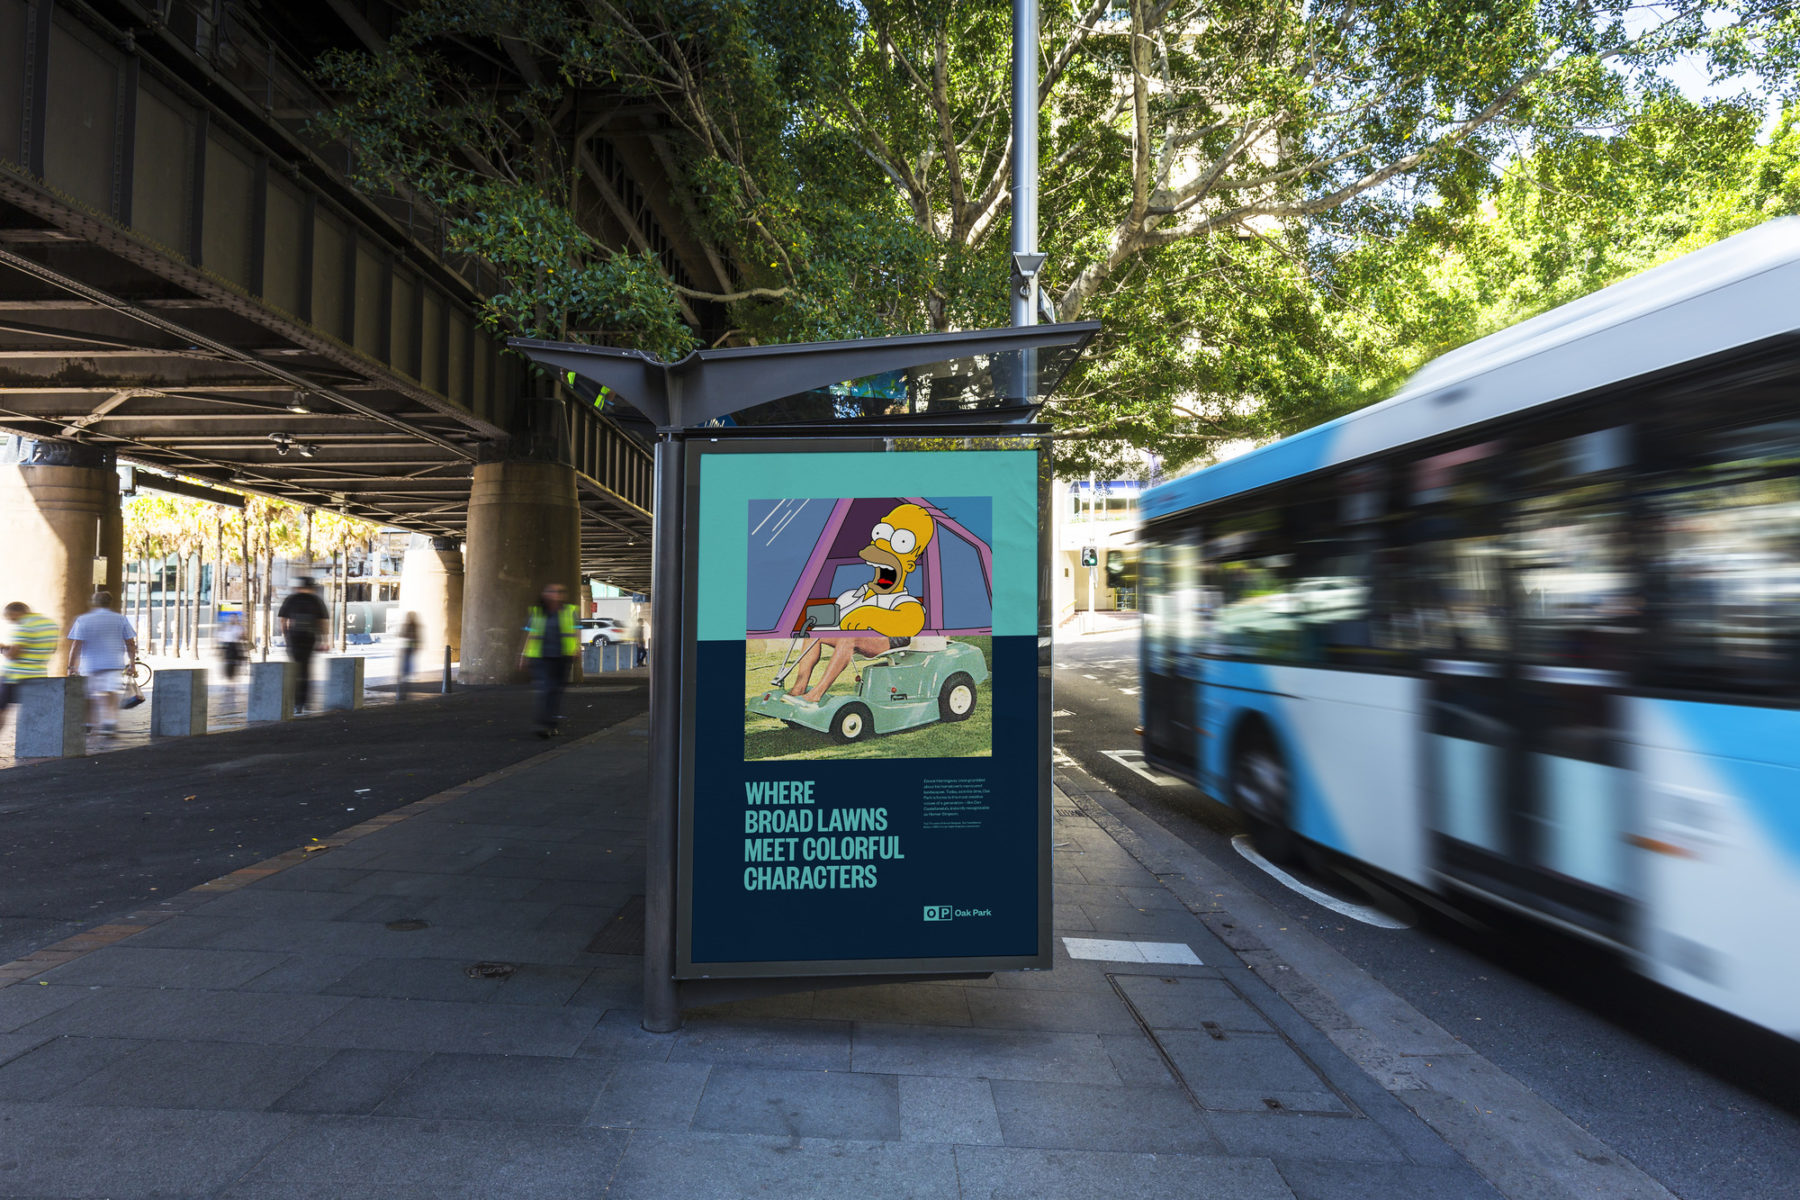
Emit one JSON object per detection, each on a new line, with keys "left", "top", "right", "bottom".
{"left": 313, "top": 1, "right": 1800, "bottom": 475}
{"left": 1322, "top": 99, "right": 1800, "bottom": 413}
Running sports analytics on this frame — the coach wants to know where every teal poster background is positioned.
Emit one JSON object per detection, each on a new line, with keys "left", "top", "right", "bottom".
{"left": 678, "top": 442, "right": 1050, "bottom": 975}
{"left": 694, "top": 450, "right": 1039, "bottom": 639}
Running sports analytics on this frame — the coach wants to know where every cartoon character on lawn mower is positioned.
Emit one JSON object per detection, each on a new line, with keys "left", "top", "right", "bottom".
{"left": 748, "top": 502, "right": 988, "bottom": 745}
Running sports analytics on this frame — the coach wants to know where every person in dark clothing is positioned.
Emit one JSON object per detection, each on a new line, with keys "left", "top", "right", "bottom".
{"left": 396, "top": 610, "right": 421, "bottom": 701}
{"left": 519, "top": 582, "right": 576, "bottom": 738}
{"left": 277, "top": 577, "right": 330, "bottom": 714}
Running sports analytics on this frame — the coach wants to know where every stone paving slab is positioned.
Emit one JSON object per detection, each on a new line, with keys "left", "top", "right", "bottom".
{"left": 670, "top": 1015, "right": 853, "bottom": 1072}
{"left": 989, "top": 1078, "right": 1224, "bottom": 1154}
{"left": 0, "top": 1101, "right": 304, "bottom": 1197}
{"left": 602, "top": 1131, "right": 961, "bottom": 1200}
{"left": 950, "top": 1144, "right": 1296, "bottom": 1200}
{"left": 585, "top": 1060, "right": 712, "bottom": 1129}
{"left": 897, "top": 1073, "right": 1004, "bottom": 1145}
{"left": 55, "top": 1038, "right": 335, "bottom": 1110}
{"left": 269, "top": 1047, "right": 428, "bottom": 1115}
{"left": 373, "top": 1050, "right": 614, "bottom": 1124}
{"left": 18, "top": 986, "right": 352, "bottom": 1045}
{"left": 28, "top": 944, "right": 293, "bottom": 990}
{"left": 849, "top": 1021, "right": 1124, "bottom": 1084}
{"left": 1274, "top": 1159, "right": 1508, "bottom": 1200}
{"left": 0, "top": 1034, "right": 144, "bottom": 1100}
{"left": 692, "top": 1064, "right": 901, "bottom": 1141}
{"left": 298, "top": 995, "right": 598, "bottom": 1056}
{"left": 216, "top": 1114, "right": 630, "bottom": 1199}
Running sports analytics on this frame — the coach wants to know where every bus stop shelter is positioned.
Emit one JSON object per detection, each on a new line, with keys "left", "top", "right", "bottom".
{"left": 510, "top": 322, "right": 1100, "bottom": 1031}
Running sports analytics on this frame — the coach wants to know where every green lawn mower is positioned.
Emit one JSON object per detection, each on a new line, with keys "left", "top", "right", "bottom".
{"left": 748, "top": 618, "right": 990, "bottom": 744}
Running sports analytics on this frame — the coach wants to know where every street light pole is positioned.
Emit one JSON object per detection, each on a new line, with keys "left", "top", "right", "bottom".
{"left": 1009, "top": 0, "right": 1045, "bottom": 408}
{"left": 1010, "top": 0, "right": 1040, "bottom": 331}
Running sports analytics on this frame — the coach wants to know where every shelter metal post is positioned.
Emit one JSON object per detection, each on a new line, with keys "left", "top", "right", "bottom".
{"left": 643, "top": 430, "right": 685, "bottom": 1033}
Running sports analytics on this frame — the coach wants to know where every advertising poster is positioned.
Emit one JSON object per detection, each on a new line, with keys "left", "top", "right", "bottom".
{"left": 677, "top": 438, "right": 1051, "bottom": 977}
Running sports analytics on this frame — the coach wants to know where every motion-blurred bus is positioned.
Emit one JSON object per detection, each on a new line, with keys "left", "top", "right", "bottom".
{"left": 1138, "top": 218, "right": 1800, "bottom": 1038}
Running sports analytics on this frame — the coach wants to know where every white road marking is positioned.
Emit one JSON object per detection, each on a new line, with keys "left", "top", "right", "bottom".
{"left": 1231, "top": 836, "right": 1411, "bottom": 929}
{"left": 1052, "top": 747, "right": 1079, "bottom": 768}
{"left": 1062, "top": 937, "right": 1202, "bottom": 965}
{"left": 1101, "top": 749, "right": 1180, "bottom": 787}
{"left": 1053, "top": 709, "right": 1075, "bottom": 718}
{"left": 1118, "top": 687, "right": 1139, "bottom": 696}
{"left": 1083, "top": 673, "right": 1099, "bottom": 680}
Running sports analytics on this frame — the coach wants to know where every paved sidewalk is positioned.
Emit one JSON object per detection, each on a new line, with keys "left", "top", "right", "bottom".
{"left": 0, "top": 718, "right": 1505, "bottom": 1199}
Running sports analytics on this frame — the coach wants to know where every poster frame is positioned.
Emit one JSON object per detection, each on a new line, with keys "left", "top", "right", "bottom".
{"left": 673, "top": 429, "right": 1053, "bottom": 980}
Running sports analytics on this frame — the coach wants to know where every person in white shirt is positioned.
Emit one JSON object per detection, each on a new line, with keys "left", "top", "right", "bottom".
{"left": 786, "top": 504, "right": 936, "bottom": 704}
{"left": 66, "top": 590, "right": 139, "bottom": 735}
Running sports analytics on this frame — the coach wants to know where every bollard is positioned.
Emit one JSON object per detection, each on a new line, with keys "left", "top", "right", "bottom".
{"left": 323, "top": 656, "right": 365, "bottom": 711}
{"left": 16, "top": 675, "right": 86, "bottom": 756}
{"left": 150, "top": 668, "right": 208, "bottom": 737}
{"left": 247, "top": 661, "right": 295, "bottom": 721}
{"left": 583, "top": 642, "right": 601, "bottom": 675}
{"left": 441, "top": 644, "right": 453, "bottom": 693}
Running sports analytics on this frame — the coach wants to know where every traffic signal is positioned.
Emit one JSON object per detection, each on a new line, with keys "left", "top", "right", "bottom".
{"left": 1081, "top": 546, "right": 1097, "bottom": 567}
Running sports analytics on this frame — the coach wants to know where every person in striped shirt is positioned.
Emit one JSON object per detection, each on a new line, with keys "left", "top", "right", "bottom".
{"left": 1, "top": 601, "right": 61, "bottom": 738}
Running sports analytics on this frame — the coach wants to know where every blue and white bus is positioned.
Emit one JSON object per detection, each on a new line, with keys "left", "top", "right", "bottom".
{"left": 1138, "top": 218, "right": 1800, "bottom": 1039}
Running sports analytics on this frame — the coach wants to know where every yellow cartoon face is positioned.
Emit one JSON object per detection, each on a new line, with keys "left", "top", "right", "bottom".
{"left": 859, "top": 503, "right": 936, "bottom": 595}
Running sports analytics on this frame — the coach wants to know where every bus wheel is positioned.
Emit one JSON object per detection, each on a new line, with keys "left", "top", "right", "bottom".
{"left": 830, "top": 702, "right": 874, "bottom": 744}
{"left": 1232, "top": 737, "right": 1298, "bottom": 864}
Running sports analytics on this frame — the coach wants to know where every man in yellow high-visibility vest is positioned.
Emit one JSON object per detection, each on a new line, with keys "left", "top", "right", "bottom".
{"left": 519, "top": 582, "right": 578, "bottom": 738}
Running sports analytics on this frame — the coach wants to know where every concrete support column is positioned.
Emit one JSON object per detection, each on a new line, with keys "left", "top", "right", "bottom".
{"left": 461, "top": 459, "right": 580, "bottom": 685}
{"left": 0, "top": 438, "right": 120, "bottom": 670}
{"left": 398, "top": 533, "right": 464, "bottom": 671}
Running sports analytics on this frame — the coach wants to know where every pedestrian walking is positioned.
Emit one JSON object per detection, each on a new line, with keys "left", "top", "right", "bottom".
{"left": 277, "top": 577, "right": 329, "bottom": 714}
{"left": 216, "top": 608, "right": 246, "bottom": 683}
{"left": 395, "top": 610, "right": 421, "bottom": 701}
{"left": 65, "top": 591, "right": 139, "bottom": 736}
{"left": 0, "top": 600, "right": 61, "bottom": 739}
{"left": 635, "top": 612, "right": 649, "bottom": 668}
{"left": 519, "top": 582, "right": 576, "bottom": 738}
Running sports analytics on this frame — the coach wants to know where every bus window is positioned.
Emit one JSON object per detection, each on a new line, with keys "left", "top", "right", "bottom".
{"left": 1407, "top": 442, "right": 1508, "bottom": 658}
{"left": 1643, "top": 418, "right": 1800, "bottom": 696}
{"left": 1512, "top": 428, "right": 1638, "bottom": 671}
{"left": 1208, "top": 504, "right": 1304, "bottom": 662}
{"left": 1205, "top": 480, "right": 1382, "bottom": 667}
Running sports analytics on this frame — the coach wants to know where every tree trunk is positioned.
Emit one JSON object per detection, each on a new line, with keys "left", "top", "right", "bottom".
{"left": 261, "top": 511, "right": 273, "bottom": 664}
{"left": 175, "top": 555, "right": 185, "bottom": 657}
{"left": 213, "top": 516, "right": 224, "bottom": 651}
{"left": 134, "top": 550, "right": 146, "bottom": 639}
{"left": 188, "top": 551, "right": 201, "bottom": 658}
{"left": 161, "top": 554, "right": 172, "bottom": 656}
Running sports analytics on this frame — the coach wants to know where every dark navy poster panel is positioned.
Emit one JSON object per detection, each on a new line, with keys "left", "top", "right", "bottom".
{"left": 678, "top": 443, "right": 1048, "bottom": 976}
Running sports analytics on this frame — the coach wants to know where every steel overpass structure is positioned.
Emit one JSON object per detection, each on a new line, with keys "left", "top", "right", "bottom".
{"left": 0, "top": 0, "right": 741, "bottom": 598}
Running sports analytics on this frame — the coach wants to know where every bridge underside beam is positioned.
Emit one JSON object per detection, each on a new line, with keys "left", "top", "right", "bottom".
{"left": 0, "top": 195, "right": 656, "bottom": 591}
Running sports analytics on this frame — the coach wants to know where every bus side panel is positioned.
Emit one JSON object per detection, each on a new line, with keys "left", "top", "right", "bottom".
{"left": 1627, "top": 698, "right": 1800, "bottom": 1039}
{"left": 1275, "top": 667, "right": 1427, "bottom": 887}
{"left": 1206, "top": 661, "right": 1428, "bottom": 886}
